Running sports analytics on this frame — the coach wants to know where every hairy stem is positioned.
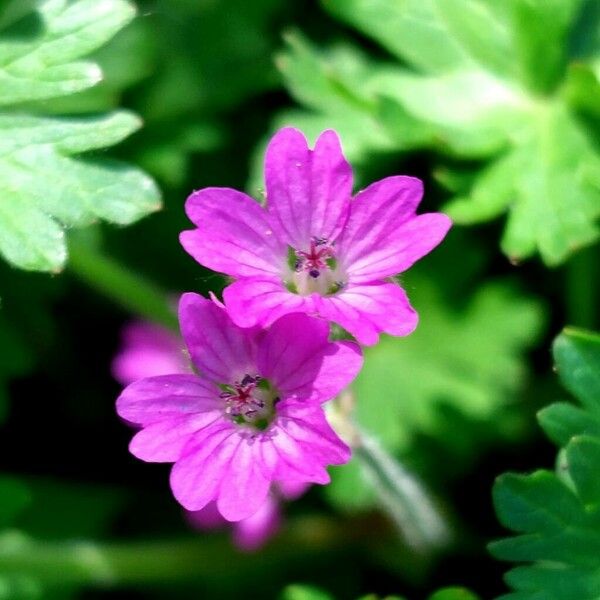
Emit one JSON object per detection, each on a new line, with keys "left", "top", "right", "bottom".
{"left": 354, "top": 433, "right": 451, "bottom": 554}
{"left": 330, "top": 393, "right": 452, "bottom": 555}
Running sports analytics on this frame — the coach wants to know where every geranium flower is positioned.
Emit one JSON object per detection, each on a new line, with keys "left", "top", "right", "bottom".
{"left": 116, "top": 293, "right": 362, "bottom": 521}
{"left": 180, "top": 127, "right": 451, "bottom": 345}
{"left": 112, "top": 318, "right": 310, "bottom": 547}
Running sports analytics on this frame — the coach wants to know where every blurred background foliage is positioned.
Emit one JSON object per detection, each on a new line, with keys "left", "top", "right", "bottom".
{"left": 0, "top": 0, "right": 599, "bottom": 598}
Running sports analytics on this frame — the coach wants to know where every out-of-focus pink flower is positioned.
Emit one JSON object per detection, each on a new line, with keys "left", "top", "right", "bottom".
{"left": 187, "top": 479, "right": 310, "bottom": 552}
{"left": 112, "top": 321, "right": 191, "bottom": 385}
{"left": 180, "top": 127, "right": 451, "bottom": 345}
{"left": 187, "top": 480, "right": 310, "bottom": 551}
{"left": 116, "top": 293, "right": 362, "bottom": 522}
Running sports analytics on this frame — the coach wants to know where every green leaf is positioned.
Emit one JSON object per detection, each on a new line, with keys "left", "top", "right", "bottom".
{"left": 0, "top": 0, "right": 160, "bottom": 271}
{"left": 0, "top": 112, "right": 160, "bottom": 271}
{"left": 303, "top": 0, "right": 600, "bottom": 264}
{"left": 553, "top": 328, "right": 600, "bottom": 411}
{"left": 444, "top": 150, "right": 523, "bottom": 224}
{"left": 274, "top": 32, "right": 426, "bottom": 161}
{"left": 537, "top": 402, "right": 600, "bottom": 447}
{"left": 567, "top": 435, "right": 600, "bottom": 505}
{"left": 372, "top": 68, "right": 526, "bottom": 131}
{"left": 491, "top": 328, "right": 600, "bottom": 599}
{"left": 432, "top": 0, "right": 516, "bottom": 78}
{"left": 563, "top": 64, "right": 600, "bottom": 119}
{"left": 371, "top": 67, "right": 527, "bottom": 157}
{"left": 0, "top": 0, "right": 135, "bottom": 105}
{"left": 447, "top": 105, "right": 600, "bottom": 265}
{"left": 322, "top": 0, "right": 470, "bottom": 73}
{"left": 0, "top": 0, "right": 37, "bottom": 31}
{"left": 509, "top": 0, "right": 585, "bottom": 93}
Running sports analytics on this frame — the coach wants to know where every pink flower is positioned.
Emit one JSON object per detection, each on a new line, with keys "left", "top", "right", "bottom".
{"left": 187, "top": 499, "right": 281, "bottom": 551}
{"left": 180, "top": 127, "right": 451, "bottom": 345}
{"left": 116, "top": 293, "right": 362, "bottom": 522}
{"left": 112, "top": 318, "right": 312, "bottom": 547}
{"left": 112, "top": 321, "right": 191, "bottom": 385}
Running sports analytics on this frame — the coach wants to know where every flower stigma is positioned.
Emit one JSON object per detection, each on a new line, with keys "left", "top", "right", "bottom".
{"left": 219, "top": 375, "right": 279, "bottom": 430}
{"left": 285, "top": 237, "right": 346, "bottom": 296}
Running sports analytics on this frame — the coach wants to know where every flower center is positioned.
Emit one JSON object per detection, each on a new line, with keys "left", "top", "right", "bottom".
{"left": 285, "top": 237, "right": 346, "bottom": 296}
{"left": 219, "top": 374, "right": 278, "bottom": 430}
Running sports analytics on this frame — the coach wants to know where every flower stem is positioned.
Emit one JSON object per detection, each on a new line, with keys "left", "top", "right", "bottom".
{"left": 67, "top": 237, "right": 178, "bottom": 331}
{"left": 353, "top": 432, "right": 452, "bottom": 554}
{"left": 329, "top": 394, "right": 451, "bottom": 555}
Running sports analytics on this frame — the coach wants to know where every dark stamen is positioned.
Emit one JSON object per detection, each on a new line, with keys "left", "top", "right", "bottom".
{"left": 240, "top": 374, "right": 255, "bottom": 387}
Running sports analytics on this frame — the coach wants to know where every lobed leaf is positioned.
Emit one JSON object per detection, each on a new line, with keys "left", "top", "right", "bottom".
{"left": 491, "top": 328, "right": 600, "bottom": 599}
{"left": 0, "top": 0, "right": 161, "bottom": 271}
{"left": 322, "top": 0, "right": 469, "bottom": 73}
{"left": 0, "top": 0, "right": 135, "bottom": 105}
{"left": 309, "top": 0, "right": 600, "bottom": 264}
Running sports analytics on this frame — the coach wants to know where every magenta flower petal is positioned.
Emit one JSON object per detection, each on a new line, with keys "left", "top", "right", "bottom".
{"left": 338, "top": 176, "right": 451, "bottom": 282}
{"left": 116, "top": 374, "right": 221, "bottom": 426}
{"left": 172, "top": 425, "right": 274, "bottom": 521}
{"left": 216, "top": 436, "right": 272, "bottom": 521}
{"left": 223, "top": 277, "right": 313, "bottom": 328}
{"left": 170, "top": 422, "right": 239, "bottom": 513}
{"left": 257, "top": 313, "right": 363, "bottom": 403}
{"left": 129, "top": 413, "right": 221, "bottom": 462}
{"left": 179, "top": 292, "right": 257, "bottom": 382}
{"left": 112, "top": 321, "right": 190, "bottom": 386}
{"left": 339, "top": 176, "right": 424, "bottom": 265}
{"left": 317, "top": 282, "right": 418, "bottom": 346}
{"left": 270, "top": 428, "right": 330, "bottom": 483}
{"left": 233, "top": 494, "right": 281, "bottom": 551}
{"left": 346, "top": 213, "right": 452, "bottom": 283}
{"left": 265, "top": 128, "right": 352, "bottom": 248}
{"left": 271, "top": 400, "right": 350, "bottom": 483}
{"left": 180, "top": 188, "right": 284, "bottom": 278}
